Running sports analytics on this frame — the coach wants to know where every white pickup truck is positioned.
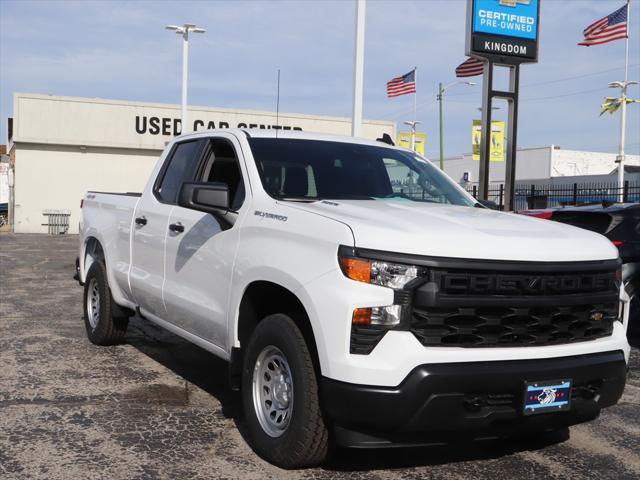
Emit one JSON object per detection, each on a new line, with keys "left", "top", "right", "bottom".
{"left": 78, "top": 129, "right": 630, "bottom": 468}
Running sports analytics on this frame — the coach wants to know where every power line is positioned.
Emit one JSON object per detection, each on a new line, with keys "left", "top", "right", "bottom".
{"left": 377, "top": 64, "right": 640, "bottom": 121}
{"left": 523, "top": 63, "right": 640, "bottom": 88}
{"left": 522, "top": 87, "right": 608, "bottom": 101}
{"left": 428, "top": 87, "right": 610, "bottom": 104}
{"left": 379, "top": 99, "right": 437, "bottom": 121}
{"left": 446, "top": 63, "right": 640, "bottom": 98}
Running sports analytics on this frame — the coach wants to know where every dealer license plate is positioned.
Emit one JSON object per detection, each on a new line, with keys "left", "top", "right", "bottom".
{"left": 523, "top": 379, "right": 572, "bottom": 416}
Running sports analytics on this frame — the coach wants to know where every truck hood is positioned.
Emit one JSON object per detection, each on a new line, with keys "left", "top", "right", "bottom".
{"left": 284, "top": 199, "right": 619, "bottom": 262}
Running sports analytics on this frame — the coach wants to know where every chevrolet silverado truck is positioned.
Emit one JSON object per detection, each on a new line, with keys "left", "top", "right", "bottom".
{"left": 77, "top": 129, "right": 630, "bottom": 468}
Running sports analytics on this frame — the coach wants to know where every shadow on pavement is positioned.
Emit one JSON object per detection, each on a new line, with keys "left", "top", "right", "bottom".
{"left": 125, "top": 315, "right": 243, "bottom": 418}
{"left": 325, "top": 430, "right": 569, "bottom": 471}
{"left": 123, "top": 314, "right": 573, "bottom": 471}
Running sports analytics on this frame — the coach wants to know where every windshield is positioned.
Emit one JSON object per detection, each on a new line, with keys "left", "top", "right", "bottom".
{"left": 248, "top": 138, "right": 475, "bottom": 207}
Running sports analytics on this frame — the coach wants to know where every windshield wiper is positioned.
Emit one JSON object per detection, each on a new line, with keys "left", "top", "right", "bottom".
{"left": 276, "top": 195, "right": 375, "bottom": 202}
{"left": 276, "top": 197, "right": 323, "bottom": 203}
{"left": 322, "top": 195, "right": 375, "bottom": 200}
{"left": 376, "top": 194, "right": 443, "bottom": 204}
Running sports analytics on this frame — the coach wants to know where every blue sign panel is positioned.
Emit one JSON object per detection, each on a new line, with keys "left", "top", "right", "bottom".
{"left": 473, "top": 0, "right": 539, "bottom": 40}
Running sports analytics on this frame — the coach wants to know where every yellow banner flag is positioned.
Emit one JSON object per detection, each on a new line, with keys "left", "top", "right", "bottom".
{"left": 472, "top": 120, "right": 505, "bottom": 162}
{"left": 397, "top": 132, "right": 427, "bottom": 156}
{"left": 600, "top": 97, "right": 639, "bottom": 116}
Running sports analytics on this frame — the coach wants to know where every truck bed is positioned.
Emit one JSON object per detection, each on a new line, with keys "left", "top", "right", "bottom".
{"left": 81, "top": 191, "right": 141, "bottom": 307}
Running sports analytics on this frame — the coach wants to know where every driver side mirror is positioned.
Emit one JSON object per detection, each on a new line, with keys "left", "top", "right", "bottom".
{"left": 178, "top": 182, "right": 229, "bottom": 214}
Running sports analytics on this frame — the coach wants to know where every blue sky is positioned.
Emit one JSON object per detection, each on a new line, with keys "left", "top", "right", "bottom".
{"left": 0, "top": 0, "right": 638, "bottom": 159}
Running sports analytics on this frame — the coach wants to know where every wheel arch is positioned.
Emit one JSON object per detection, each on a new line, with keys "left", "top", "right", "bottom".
{"left": 82, "top": 236, "right": 106, "bottom": 281}
{"left": 81, "top": 235, "right": 134, "bottom": 316}
{"left": 231, "top": 280, "right": 322, "bottom": 389}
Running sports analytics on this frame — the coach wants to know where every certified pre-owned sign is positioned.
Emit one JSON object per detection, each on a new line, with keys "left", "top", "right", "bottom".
{"left": 466, "top": 0, "right": 540, "bottom": 63}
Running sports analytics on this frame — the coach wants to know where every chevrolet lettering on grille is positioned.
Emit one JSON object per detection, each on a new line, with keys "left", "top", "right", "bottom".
{"left": 439, "top": 272, "right": 616, "bottom": 296}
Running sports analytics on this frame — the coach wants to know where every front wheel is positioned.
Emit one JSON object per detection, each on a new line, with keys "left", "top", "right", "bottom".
{"left": 241, "top": 314, "right": 329, "bottom": 469}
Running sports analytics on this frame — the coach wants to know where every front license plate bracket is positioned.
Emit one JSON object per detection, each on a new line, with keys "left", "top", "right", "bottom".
{"left": 523, "top": 379, "right": 572, "bottom": 416}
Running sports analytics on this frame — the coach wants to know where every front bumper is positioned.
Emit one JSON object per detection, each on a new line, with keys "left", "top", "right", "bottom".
{"left": 322, "top": 350, "right": 627, "bottom": 447}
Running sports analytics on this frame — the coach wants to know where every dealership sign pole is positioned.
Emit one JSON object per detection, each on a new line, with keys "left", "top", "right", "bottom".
{"left": 351, "top": 0, "right": 366, "bottom": 137}
{"left": 465, "top": 0, "right": 540, "bottom": 211}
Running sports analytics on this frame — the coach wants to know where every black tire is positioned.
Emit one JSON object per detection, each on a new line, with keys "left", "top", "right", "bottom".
{"left": 241, "top": 314, "right": 329, "bottom": 469}
{"left": 83, "top": 261, "right": 129, "bottom": 345}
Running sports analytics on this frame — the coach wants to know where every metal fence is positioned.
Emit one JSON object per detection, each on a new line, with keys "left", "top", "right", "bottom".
{"left": 466, "top": 180, "right": 640, "bottom": 211}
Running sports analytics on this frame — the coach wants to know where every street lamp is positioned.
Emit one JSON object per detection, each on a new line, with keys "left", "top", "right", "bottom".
{"left": 166, "top": 23, "right": 206, "bottom": 135}
{"left": 608, "top": 80, "right": 638, "bottom": 201}
{"left": 438, "top": 81, "right": 476, "bottom": 170}
{"left": 403, "top": 120, "right": 421, "bottom": 151}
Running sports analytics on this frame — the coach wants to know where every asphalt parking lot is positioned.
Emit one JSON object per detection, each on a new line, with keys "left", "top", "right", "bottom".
{"left": 1, "top": 233, "right": 639, "bottom": 480}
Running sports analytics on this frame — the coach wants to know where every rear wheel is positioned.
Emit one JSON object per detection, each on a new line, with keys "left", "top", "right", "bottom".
{"left": 241, "top": 314, "right": 328, "bottom": 469}
{"left": 83, "top": 261, "right": 129, "bottom": 345}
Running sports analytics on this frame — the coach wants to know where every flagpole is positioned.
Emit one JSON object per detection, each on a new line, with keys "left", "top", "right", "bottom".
{"left": 617, "top": 0, "right": 630, "bottom": 201}
{"left": 412, "top": 66, "right": 417, "bottom": 151}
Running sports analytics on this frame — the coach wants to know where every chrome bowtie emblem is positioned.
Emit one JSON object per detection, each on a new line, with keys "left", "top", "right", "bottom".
{"left": 590, "top": 312, "right": 605, "bottom": 322}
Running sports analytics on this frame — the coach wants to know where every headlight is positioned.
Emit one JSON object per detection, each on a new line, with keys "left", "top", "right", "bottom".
{"left": 338, "top": 247, "right": 421, "bottom": 326}
{"left": 371, "top": 261, "right": 419, "bottom": 289}
{"left": 338, "top": 253, "right": 419, "bottom": 289}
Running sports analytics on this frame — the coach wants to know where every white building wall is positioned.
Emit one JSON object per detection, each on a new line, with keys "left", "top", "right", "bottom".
{"left": 13, "top": 144, "right": 159, "bottom": 234}
{"left": 443, "top": 147, "right": 553, "bottom": 184}
{"left": 551, "top": 149, "right": 640, "bottom": 177}
{"left": 13, "top": 93, "right": 394, "bottom": 150}
{"left": 0, "top": 163, "right": 9, "bottom": 204}
{"left": 444, "top": 146, "right": 640, "bottom": 186}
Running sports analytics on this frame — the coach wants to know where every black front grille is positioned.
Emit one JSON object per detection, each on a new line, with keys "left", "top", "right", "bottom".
{"left": 345, "top": 248, "right": 621, "bottom": 354}
{"left": 409, "top": 265, "right": 620, "bottom": 348}
{"left": 411, "top": 303, "right": 618, "bottom": 347}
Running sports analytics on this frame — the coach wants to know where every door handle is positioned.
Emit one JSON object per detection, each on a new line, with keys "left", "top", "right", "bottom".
{"left": 169, "top": 222, "right": 184, "bottom": 233}
{"left": 135, "top": 216, "right": 147, "bottom": 226}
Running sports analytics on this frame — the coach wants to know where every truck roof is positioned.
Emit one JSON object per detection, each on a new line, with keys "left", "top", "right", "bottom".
{"left": 176, "top": 128, "right": 398, "bottom": 150}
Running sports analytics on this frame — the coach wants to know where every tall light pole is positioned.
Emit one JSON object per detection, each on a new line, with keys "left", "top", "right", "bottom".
{"left": 438, "top": 81, "right": 476, "bottom": 170}
{"left": 609, "top": 80, "right": 638, "bottom": 201}
{"left": 351, "top": 0, "right": 366, "bottom": 137}
{"left": 166, "top": 23, "right": 206, "bottom": 135}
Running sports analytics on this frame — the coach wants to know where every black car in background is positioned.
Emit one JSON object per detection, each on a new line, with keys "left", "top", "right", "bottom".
{"left": 520, "top": 203, "right": 640, "bottom": 335}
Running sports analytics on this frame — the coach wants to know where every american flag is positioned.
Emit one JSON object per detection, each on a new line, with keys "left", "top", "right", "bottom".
{"left": 387, "top": 69, "right": 416, "bottom": 98}
{"left": 578, "top": 4, "right": 628, "bottom": 46}
{"left": 456, "top": 57, "right": 484, "bottom": 78}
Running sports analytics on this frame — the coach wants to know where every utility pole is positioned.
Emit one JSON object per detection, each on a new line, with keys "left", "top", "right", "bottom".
{"left": 351, "top": 0, "right": 366, "bottom": 137}
{"left": 166, "top": 23, "right": 206, "bottom": 135}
